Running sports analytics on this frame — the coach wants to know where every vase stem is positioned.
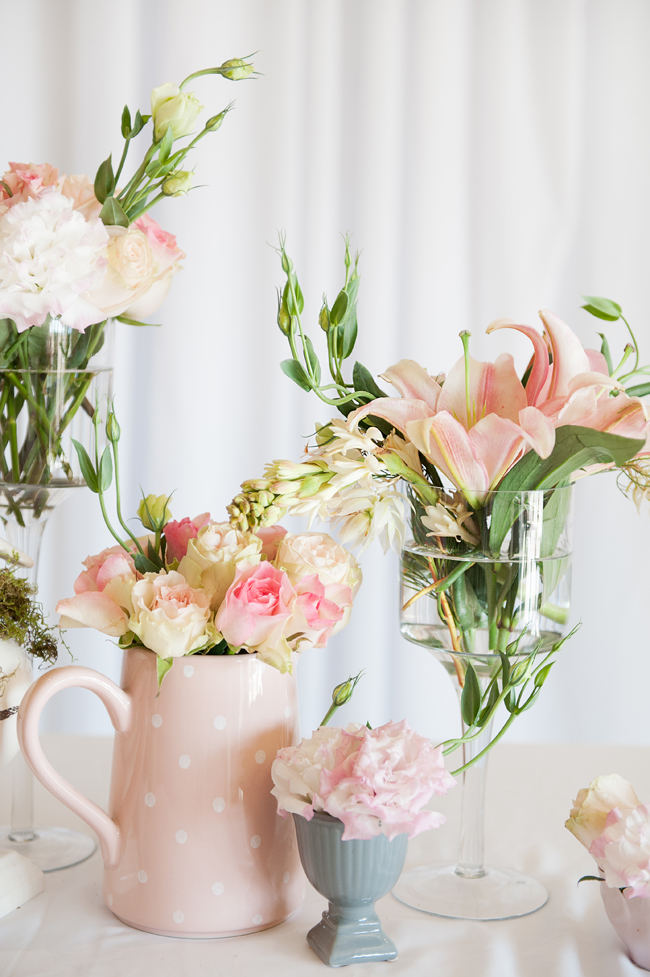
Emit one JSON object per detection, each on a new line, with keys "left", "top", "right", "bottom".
{"left": 455, "top": 721, "right": 492, "bottom": 879}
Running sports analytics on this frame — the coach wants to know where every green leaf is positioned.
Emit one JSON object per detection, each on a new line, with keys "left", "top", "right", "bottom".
{"left": 115, "top": 314, "right": 160, "bottom": 327}
{"left": 157, "top": 125, "right": 174, "bottom": 162}
{"left": 582, "top": 296, "right": 622, "bottom": 321}
{"left": 330, "top": 289, "right": 348, "bottom": 326}
{"left": 99, "top": 196, "right": 129, "bottom": 227}
{"left": 72, "top": 439, "right": 98, "bottom": 493}
{"left": 460, "top": 663, "right": 481, "bottom": 726}
{"left": 303, "top": 336, "right": 321, "bottom": 385}
{"left": 131, "top": 111, "right": 150, "bottom": 137}
{"left": 498, "top": 651, "right": 511, "bottom": 691}
{"left": 280, "top": 358, "right": 312, "bottom": 392}
{"left": 626, "top": 382, "right": 650, "bottom": 397}
{"left": 504, "top": 688, "right": 517, "bottom": 713}
{"left": 94, "top": 155, "right": 115, "bottom": 205}
{"left": 133, "top": 552, "right": 160, "bottom": 574}
{"left": 352, "top": 361, "right": 388, "bottom": 399}
{"left": 121, "top": 105, "right": 132, "bottom": 139}
{"left": 341, "top": 315, "right": 358, "bottom": 359}
{"left": 598, "top": 332, "right": 614, "bottom": 374}
{"left": 477, "top": 681, "right": 499, "bottom": 727}
{"left": 489, "top": 425, "right": 645, "bottom": 552}
{"left": 98, "top": 446, "right": 113, "bottom": 493}
{"left": 157, "top": 657, "right": 174, "bottom": 689}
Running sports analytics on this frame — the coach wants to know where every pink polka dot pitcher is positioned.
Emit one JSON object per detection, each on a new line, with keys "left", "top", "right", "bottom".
{"left": 18, "top": 647, "right": 304, "bottom": 937}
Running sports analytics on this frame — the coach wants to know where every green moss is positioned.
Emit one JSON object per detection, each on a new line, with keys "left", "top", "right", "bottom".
{"left": 0, "top": 567, "right": 58, "bottom": 665}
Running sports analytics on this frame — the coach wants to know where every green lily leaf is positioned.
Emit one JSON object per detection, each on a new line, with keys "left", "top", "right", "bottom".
{"left": 94, "top": 155, "right": 115, "bottom": 204}
{"left": 98, "top": 446, "right": 113, "bottom": 493}
{"left": 99, "top": 196, "right": 129, "bottom": 227}
{"left": 156, "top": 657, "right": 174, "bottom": 689}
{"left": 581, "top": 296, "right": 622, "bottom": 321}
{"left": 280, "top": 358, "right": 311, "bottom": 392}
{"left": 72, "top": 439, "right": 98, "bottom": 493}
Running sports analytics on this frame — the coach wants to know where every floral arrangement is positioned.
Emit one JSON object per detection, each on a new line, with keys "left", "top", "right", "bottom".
{"left": 228, "top": 243, "right": 650, "bottom": 768}
{"left": 56, "top": 412, "right": 360, "bottom": 679}
{"left": 0, "top": 55, "right": 254, "bottom": 504}
{"left": 566, "top": 774, "right": 650, "bottom": 898}
{"left": 271, "top": 719, "right": 455, "bottom": 841}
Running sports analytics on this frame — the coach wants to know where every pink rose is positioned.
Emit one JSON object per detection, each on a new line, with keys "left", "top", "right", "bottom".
{"left": 164, "top": 512, "right": 211, "bottom": 563}
{"left": 215, "top": 562, "right": 296, "bottom": 658}
{"left": 292, "top": 575, "right": 350, "bottom": 649}
{"left": 57, "top": 544, "right": 137, "bottom": 637}
{"left": 256, "top": 524, "right": 288, "bottom": 561}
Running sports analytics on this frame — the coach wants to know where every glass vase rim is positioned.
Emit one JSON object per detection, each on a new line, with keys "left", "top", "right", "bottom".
{"left": 440, "top": 485, "right": 574, "bottom": 500}
{"left": 0, "top": 366, "right": 113, "bottom": 377}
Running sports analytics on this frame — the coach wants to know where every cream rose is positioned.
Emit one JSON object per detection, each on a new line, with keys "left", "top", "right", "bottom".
{"left": 178, "top": 522, "right": 262, "bottom": 608}
{"left": 566, "top": 774, "right": 641, "bottom": 850}
{"left": 275, "top": 532, "right": 362, "bottom": 595}
{"left": 128, "top": 570, "right": 212, "bottom": 659}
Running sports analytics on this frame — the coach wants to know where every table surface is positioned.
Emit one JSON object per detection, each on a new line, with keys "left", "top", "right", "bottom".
{"left": 0, "top": 736, "right": 648, "bottom": 977}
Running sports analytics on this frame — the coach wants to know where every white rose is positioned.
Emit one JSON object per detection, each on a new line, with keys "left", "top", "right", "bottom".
{"left": 178, "top": 522, "right": 262, "bottom": 608}
{"left": 275, "top": 532, "right": 362, "bottom": 595}
{"left": 271, "top": 726, "right": 344, "bottom": 817}
{"left": 128, "top": 570, "right": 212, "bottom": 659}
{"left": 566, "top": 774, "right": 641, "bottom": 850}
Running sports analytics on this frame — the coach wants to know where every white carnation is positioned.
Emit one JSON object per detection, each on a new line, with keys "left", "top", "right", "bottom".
{"left": 0, "top": 189, "right": 108, "bottom": 331}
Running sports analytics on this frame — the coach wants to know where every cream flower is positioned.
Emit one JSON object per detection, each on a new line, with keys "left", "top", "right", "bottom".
{"left": 178, "top": 521, "right": 262, "bottom": 608}
{"left": 128, "top": 570, "right": 212, "bottom": 659}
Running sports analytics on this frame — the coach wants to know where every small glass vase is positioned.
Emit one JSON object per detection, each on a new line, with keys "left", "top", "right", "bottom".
{"left": 0, "top": 315, "right": 112, "bottom": 872}
{"left": 293, "top": 811, "right": 407, "bottom": 966}
{"left": 393, "top": 486, "right": 573, "bottom": 920}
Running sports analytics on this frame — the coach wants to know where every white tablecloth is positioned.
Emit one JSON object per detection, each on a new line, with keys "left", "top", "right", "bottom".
{"left": 0, "top": 736, "right": 647, "bottom": 977}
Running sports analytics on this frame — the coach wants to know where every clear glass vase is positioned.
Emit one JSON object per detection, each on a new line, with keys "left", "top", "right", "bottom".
{"left": 0, "top": 315, "right": 112, "bottom": 871}
{"left": 393, "top": 486, "right": 573, "bottom": 920}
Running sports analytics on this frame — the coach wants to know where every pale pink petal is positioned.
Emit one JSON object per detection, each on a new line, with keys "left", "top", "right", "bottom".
{"left": 56, "top": 593, "right": 130, "bottom": 637}
{"left": 487, "top": 319, "right": 551, "bottom": 406}
{"left": 557, "top": 386, "right": 649, "bottom": 440}
{"left": 349, "top": 397, "right": 433, "bottom": 434}
{"left": 467, "top": 415, "right": 528, "bottom": 490}
{"left": 380, "top": 359, "right": 442, "bottom": 411}
{"left": 586, "top": 349, "right": 610, "bottom": 375}
{"left": 539, "top": 309, "right": 591, "bottom": 400}
{"left": 95, "top": 553, "right": 136, "bottom": 590}
{"left": 438, "top": 354, "right": 526, "bottom": 426}
{"left": 517, "top": 406, "right": 556, "bottom": 459}
{"left": 406, "top": 413, "right": 489, "bottom": 505}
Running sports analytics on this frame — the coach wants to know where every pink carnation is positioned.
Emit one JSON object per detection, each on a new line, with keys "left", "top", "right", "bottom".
{"left": 590, "top": 805, "right": 650, "bottom": 899}
{"left": 271, "top": 720, "right": 455, "bottom": 841}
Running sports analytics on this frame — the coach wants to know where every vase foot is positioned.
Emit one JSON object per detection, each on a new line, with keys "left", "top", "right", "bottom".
{"left": 0, "top": 826, "right": 96, "bottom": 873}
{"left": 307, "top": 908, "right": 397, "bottom": 967}
{"left": 392, "top": 863, "right": 548, "bottom": 921}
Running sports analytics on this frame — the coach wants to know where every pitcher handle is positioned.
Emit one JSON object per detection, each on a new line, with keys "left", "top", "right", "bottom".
{"left": 17, "top": 665, "right": 131, "bottom": 868}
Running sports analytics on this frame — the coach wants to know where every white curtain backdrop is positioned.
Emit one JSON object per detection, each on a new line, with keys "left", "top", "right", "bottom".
{"left": 2, "top": 0, "right": 649, "bottom": 745}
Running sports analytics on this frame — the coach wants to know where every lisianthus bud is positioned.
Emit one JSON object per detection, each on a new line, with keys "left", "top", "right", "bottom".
{"left": 162, "top": 171, "right": 193, "bottom": 197}
{"left": 205, "top": 110, "right": 229, "bottom": 132}
{"left": 219, "top": 58, "right": 255, "bottom": 81}
{"left": 106, "top": 410, "right": 121, "bottom": 445}
{"left": 138, "top": 494, "right": 172, "bottom": 531}
{"left": 151, "top": 83, "right": 203, "bottom": 142}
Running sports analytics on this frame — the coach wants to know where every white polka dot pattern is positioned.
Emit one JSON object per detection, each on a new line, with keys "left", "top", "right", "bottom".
{"left": 138, "top": 870, "right": 148, "bottom": 883}
{"left": 212, "top": 797, "right": 226, "bottom": 813}
{"left": 252, "top": 914, "right": 263, "bottom": 926}
{"left": 213, "top": 715, "right": 226, "bottom": 730}
{"left": 144, "top": 793, "right": 156, "bottom": 807}
{"left": 183, "top": 665, "right": 194, "bottom": 678}
{"left": 211, "top": 882, "right": 225, "bottom": 896}
{"left": 175, "top": 829, "right": 188, "bottom": 844}
{"left": 250, "top": 835, "right": 261, "bottom": 849}
{"left": 151, "top": 714, "right": 163, "bottom": 728}
{"left": 173, "top": 910, "right": 185, "bottom": 924}
{"left": 178, "top": 754, "right": 191, "bottom": 769}
{"left": 255, "top": 750, "right": 266, "bottom": 764}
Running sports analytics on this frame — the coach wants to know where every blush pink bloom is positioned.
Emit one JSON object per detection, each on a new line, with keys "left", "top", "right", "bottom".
{"left": 56, "top": 544, "right": 137, "bottom": 637}
{"left": 0, "top": 162, "right": 60, "bottom": 214}
{"left": 215, "top": 562, "right": 296, "bottom": 657}
{"left": 256, "top": 524, "right": 288, "bottom": 561}
{"left": 292, "top": 575, "right": 349, "bottom": 649}
{"left": 590, "top": 805, "right": 650, "bottom": 899}
{"left": 272, "top": 720, "right": 455, "bottom": 841}
{"left": 164, "top": 512, "right": 211, "bottom": 563}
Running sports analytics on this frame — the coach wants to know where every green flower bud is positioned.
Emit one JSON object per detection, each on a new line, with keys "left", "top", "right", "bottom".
{"left": 205, "top": 109, "right": 229, "bottom": 132}
{"left": 219, "top": 58, "right": 255, "bottom": 81}
{"left": 151, "top": 83, "right": 203, "bottom": 142}
{"left": 137, "top": 493, "right": 172, "bottom": 531}
{"left": 162, "top": 171, "right": 193, "bottom": 196}
{"left": 319, "top": 303, "right": 330, "bottom": 332}
{"left": 106, "top": 410, "right": 121, "bottom": 445}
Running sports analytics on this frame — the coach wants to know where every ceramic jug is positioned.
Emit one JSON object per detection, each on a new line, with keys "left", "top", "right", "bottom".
{"left": 18, "top": 647, "right": 304, "bottom": 937}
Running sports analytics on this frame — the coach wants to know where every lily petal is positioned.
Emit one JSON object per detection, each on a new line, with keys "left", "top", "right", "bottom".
{"left": 438, "top": 353, "right": 527, "bottom": 426}
{"left": 380, "top": 359, "right": 442, "bottom": 411}
{"left": 349, "top": 397, "right": 433, "bottom": 434}
{"left": 487, "top": 319, "right": 551, "bottom": 406}
{"left": 406, "top": 412, "right": 489, "bottom": 506}
{"left": 539, "top": 309, "right": 591, "bottom": 400}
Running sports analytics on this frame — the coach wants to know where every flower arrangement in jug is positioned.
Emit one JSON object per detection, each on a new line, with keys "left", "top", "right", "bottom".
{"left": 228, "top": 241, "right": 650, "bottom": 765}
{"left": 567, "top": 774, "right": 650, "bottom": 898}
{"left": 0, "top": 55, "right": 254, "bottom": 496}
{"left": 56, "top": 410, "right": 361, "bottom": 680}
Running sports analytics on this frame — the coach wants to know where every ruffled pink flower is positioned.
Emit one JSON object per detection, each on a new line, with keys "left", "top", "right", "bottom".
{"left": 256, "top": 524, "right": 288, "bottom": 561}
{"left": 590, "top": 804, "right": 650, "bottom": 899}
{"left": 292, "top": 575, "right": 349, "bottom": 648}
{"left": 272, "top": 720, "right": 455, "bottom": 841}
{"left": 0, "top": 162, "right": 59, "bottom": 214}
{"left": 164, "top": 512, "right": 211, "bottom": 563}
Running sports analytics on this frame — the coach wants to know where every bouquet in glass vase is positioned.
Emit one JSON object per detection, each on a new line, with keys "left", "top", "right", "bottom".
{"left": 0, "top": 54, "right": 254, "bottom": 870}
{"left": 229, "top": 242, "right": 650, "bottom": 919}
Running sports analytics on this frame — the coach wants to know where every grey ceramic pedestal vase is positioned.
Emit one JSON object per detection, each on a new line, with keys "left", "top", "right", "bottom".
{"left": 293, "top": 811, "right": 408, "bottom": 967}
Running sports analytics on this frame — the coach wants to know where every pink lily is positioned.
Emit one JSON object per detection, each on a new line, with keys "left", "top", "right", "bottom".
{"left": 351, "top": 353, "right": 555, "bottom": 507}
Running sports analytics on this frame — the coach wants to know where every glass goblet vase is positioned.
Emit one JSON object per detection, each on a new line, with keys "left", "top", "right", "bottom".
{"left": 0, "top": 316, "right": 113, "bottom": 872}
{"left": 392, "top": 486, "right": 573, "bottom": 920}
